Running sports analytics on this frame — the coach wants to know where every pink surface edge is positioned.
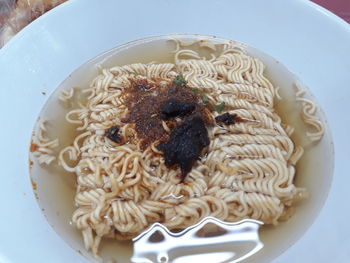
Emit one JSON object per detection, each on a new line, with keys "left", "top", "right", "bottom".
{"left": 312, "top": 0, "right": 350, "bottom": 22}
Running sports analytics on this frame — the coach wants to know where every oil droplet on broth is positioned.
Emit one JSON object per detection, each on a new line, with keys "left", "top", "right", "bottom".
{"left": 32, "top": 38, "right": 314, "bottom": 262}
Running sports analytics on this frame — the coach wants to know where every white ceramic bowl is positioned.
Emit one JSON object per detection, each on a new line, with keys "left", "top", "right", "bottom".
{"left": 29, "top": 34, "right": 334, "bottom": 263}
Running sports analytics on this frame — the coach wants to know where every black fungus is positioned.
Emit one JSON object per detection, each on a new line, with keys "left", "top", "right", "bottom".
{"left": 215, "top": 112, "right": 238, "bottom": 125}
{"left": 157, "top": 116, "right": 209, "bottom": 182}
{"left": 160, "top": 98, "right": 196, "bottom": 119}
{"left": 105, "top": 125, "right": 122, "bottom": 143}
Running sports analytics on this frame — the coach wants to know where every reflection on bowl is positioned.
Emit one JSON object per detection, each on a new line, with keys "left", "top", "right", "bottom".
{"left": 131, "top": 217, "right": 263, "bottom": 263}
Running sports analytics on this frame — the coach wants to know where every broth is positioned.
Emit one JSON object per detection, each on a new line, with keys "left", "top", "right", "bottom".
{"left": 29, "top": 35, "right": 334, "bottom": 263}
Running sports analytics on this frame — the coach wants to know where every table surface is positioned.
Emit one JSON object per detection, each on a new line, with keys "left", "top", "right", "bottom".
{"left": 0, "top": 0, "right": 350, "bottom": 263}
{"left": 312, "top": 0, "right": 350, "bottom": 22}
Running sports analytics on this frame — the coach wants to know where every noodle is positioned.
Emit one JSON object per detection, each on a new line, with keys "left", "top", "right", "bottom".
{"left": 30, "top": 119, "right": 59, "bottom": 165}
{"left": 295, "top": 84, "right": 324, "bottom": 142}
{"left": 36, "top": 41, "right": 324, "bottom": 257}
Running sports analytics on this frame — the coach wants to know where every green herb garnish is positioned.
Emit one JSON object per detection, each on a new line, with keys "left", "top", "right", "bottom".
{"left": 131, "top": 72, "right": 141, "bottom": 76}
{"left": 215, "top": 102, "right": 226, "bottom": 113}
{"left": 192, "top": 88, "right": 209, "bottom": 104}
{"left": 201, "top": 93, "right": 209, "bottom": 104}
{"left": 191, "top": 89, "right": 199, "bottom": 94}
{"left": 173, "top": 74, "right": 187, "bottom": 87}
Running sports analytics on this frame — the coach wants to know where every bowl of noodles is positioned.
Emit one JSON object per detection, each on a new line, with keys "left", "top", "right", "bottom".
{"left": 29, "top": 34, "right": 334, "bottom": 263}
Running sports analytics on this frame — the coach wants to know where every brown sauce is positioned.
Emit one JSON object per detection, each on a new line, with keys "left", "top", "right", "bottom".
{"left": 30, "top": 142, "right": 38, "bottom": 152}
{"left": 122, "top": 78, "right": 211, "bottom": 150}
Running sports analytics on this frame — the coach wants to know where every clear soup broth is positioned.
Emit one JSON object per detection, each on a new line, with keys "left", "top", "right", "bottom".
{"left": 29, "top": 34, "right": 334, "bottom": 263}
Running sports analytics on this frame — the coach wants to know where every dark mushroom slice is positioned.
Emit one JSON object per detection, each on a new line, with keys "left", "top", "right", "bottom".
{"left": 157, "top": 116, "right": 209, "bottom": 182}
